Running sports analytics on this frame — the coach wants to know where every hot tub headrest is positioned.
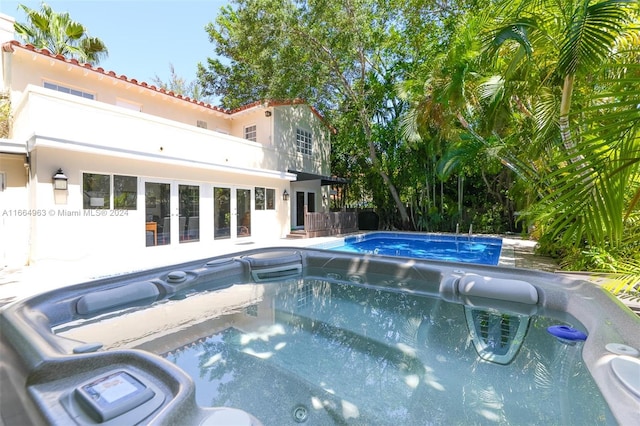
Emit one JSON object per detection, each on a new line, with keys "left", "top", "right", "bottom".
{"left": 240, "top": 250, "right": 303, "bottom": 282}
{"left": 76, "top": 281, "right": 160, "bottom": 315}
{"left": 457, "top": 274, "right": 539, "bottom": 305}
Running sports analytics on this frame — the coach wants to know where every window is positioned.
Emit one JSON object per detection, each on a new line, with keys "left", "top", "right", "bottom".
{"left": 254, "top": 187, "right": 275, "bottom": 210}
{"left": 83, "top": 173, "right": 110, "bottom": 209}
{"left": 114, "top": 175, "right": 137, "bottom": 210}
{"left": 197, "top": 120, "right": 208, "bottom": 129}
{"left": 296, "top": 128, "right": 312, "bottom": 155}
{"left": 255, "top": 187, "right": 265, "bottom": 210}
{"left": 244, "top": 125, "right": 257, "bottom": 142}
{"left": 83, "top": 173, "right": 138, "bottom": 209}
{"left": 266, "top": 188, "right": 275, "bottom": 209}
{"left": 44, "top": 82, "right": 94, "bottom": 100}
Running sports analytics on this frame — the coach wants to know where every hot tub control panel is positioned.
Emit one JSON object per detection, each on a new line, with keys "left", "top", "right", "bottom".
{"left": 59, "top": 369, "right": 165, "bottom": 425}
{"left": 74, "top": 371, "right": 155, "bottom": 422}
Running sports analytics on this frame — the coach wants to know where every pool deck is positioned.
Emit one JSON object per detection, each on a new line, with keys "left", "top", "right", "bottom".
{"left": 0, "top": 234, "right": 574, "bottom": 308}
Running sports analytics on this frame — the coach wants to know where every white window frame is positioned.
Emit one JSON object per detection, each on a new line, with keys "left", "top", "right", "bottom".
{"left": 296, "top": 128, "right": 312, "bottom": 156}
{"left": 82, "top": 172, "right": 138, "bottom": 210}
{"left": 244, "top": 124, "right": 257, "bottom": 142}
{"left": 43, "top": 81, "right": 95, "bottom": 100}
{"left": 254, "top": 187, "right": 275, "bottom": 210}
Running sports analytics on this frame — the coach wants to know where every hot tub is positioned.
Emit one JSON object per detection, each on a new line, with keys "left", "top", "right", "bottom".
{"left": 1, "top": 248, "right": 638, "bottom": 425}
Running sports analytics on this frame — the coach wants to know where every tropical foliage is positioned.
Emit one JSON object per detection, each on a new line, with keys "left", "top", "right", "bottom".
{"left": 8, "top": 1, "right": 638, "bottom": 291}
{"left": 13, "top": 2, "right": 108, "bottom": 65}
{"left": 480, "top": 0, "right": 640, "bottom": 290}
{"left": 199, "top": 0, "right": 639, "bottom": 292}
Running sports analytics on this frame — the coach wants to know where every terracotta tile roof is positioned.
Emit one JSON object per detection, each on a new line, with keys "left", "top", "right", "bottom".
{"left": 2, "top": 40, "right": 335, "bottom": 131}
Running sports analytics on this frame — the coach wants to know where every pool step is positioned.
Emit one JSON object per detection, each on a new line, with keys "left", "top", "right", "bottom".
{"left": 286, "top": 230, "right": 308, "bottom": 239}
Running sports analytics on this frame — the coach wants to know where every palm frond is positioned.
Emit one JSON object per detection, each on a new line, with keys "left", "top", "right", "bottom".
{"left": 558, "top": 0, "right": 632, "bottom": 76}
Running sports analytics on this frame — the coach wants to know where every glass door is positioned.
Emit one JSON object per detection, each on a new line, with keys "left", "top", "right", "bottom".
{"left": 145, "top": 181, "right": 171, "bottom": 246}
{"left": 214, "top": 187, "right": 231, "bottom": 240}
{"left": 295, "top": 191, "right": 305, "bottom": 227}
{"left": 145, "top": 181, "right": 200, "bottom": 246}
{"left": 179, "top": 184, "right": 199, "bottom": 243}
{"left": 307, "top": 192, "right": 316, "bottom": 213}
{"left": 236, "top": 188, "right": 251, "bottom": 238}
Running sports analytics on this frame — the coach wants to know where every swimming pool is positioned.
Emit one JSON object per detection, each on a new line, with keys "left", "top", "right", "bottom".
{"left": 315, "top": 232, "right": 504, "bottom": 265}
{"left": 1, "top": 248, "right": 638, "bottom": 425}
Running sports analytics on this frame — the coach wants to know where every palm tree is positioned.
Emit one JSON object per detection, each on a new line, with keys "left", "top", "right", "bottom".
{"left": 487, "top": 0, "right": 635, "bottom": 154}
{"left": 13, "top": 3, "right": 108, "bottom": 65}
{"left": 484, "top": 0, "right": 640, "bottom": 290}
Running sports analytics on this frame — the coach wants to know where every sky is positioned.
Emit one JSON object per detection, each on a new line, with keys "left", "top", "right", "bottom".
{"left": 0, "top": 0, "right": 229, "bottom": 93}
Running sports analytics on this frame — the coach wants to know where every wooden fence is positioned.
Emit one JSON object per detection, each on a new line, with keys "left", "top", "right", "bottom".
{"left": 304, "top": 211, "right": 359, "bottom": 238}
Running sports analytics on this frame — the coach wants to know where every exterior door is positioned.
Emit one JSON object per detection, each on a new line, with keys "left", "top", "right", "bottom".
{"left": 179, "top": 184, "right": 199, "bottom": 243}
{"left": 144, "top": 181, "right": 200, "bottom": 246}
{"left": 236, "top": 188, "right": 251, "bottom": 238}
{"left": 307, "top": 192, "right": 316, "bottom": 213}
{"left": 295, "top": 191, "right": 316, "bottom": 228}
{"left": 144, "top": 181, "right": 171, "bottom": 246}
{"left": 296, "top": 191, "right": 305, "bottom": 227}
{"left": 214, "top": 186, "right": 251, "bottom": 239}
{"left": 214, "top": 187, "right": 231, "bottom": 240}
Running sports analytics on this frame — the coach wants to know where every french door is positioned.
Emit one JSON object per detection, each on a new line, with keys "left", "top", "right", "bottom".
{"left": 144, "top": 180, "right": 200, "bottom": 246}
{"left": 214, "top": 186, "right": 252, "bottom": 239}
{"left": 295, "top": 191, "right": 316, "bottom": 228}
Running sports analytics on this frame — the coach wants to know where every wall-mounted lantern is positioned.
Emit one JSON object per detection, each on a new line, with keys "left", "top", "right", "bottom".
{"left": 52, "top": 168, "right": 68, "bottom": 190}
{"left": 282, "top": 189, "right": 289, "bottom": 201}
{"left": 265, "top": 110, "right": 272, "bottom": 117}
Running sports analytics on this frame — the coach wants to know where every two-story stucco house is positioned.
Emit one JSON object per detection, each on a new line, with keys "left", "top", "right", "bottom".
{"left": 0, "top": 13, "right": 340, "bottom": 268}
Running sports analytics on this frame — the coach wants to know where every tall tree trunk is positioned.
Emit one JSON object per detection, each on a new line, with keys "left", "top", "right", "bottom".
{"left": 360, "top": 112, "right": 410, "bottom": 225}
{"left": 559, "top": 74, "right": 575, "bottom": 152}
{"left": 560, "top": 74, "right": 590, "bottom": 171}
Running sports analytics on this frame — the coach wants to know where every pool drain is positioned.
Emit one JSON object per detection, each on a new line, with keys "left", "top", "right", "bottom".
{"left": 292, "top": 405, "right": 309, "bottom": 423}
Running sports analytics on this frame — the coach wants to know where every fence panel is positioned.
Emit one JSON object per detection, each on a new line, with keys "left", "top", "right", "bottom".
{"left": 304, "top": 211, "right": 358, "bottom": 237}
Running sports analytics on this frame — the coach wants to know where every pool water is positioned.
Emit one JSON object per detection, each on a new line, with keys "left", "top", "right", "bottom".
{"left": 150, "top": 278, "right": 607, "bottom": 425}
{"left": 322, "top": 233, "right": 503, "bottom": 265}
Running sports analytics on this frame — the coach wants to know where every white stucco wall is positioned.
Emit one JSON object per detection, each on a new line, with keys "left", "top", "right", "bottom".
{"left": 28, "top": 147, "right": 291, "bottom": 263}
{"left": 274, "top": 104, "right": 331, "bottom": 176}
{"left": 1, "top": 39, "right": 334, "bottom": 265}
{"left": 5, "top": 47, "right": 231, "bottom": 134}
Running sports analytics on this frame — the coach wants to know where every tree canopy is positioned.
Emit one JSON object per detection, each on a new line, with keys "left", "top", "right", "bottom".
{"left": 199, "top": 0, "right": 640, "bottom": 287}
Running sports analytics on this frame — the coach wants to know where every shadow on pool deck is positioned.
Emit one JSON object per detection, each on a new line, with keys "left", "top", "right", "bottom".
{"left": 512, "top": 244, "right": 559, "bottom": 272}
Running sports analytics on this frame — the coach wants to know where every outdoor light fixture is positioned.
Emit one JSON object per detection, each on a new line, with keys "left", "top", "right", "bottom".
{"left": 52, "top": 168, "right": 68, "bottom": 190}
{"left": 282, "top": 189, "right": 289, "bottom": 201}
{"left": 265, "top": 110, "right": 272, "bottom": 117}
